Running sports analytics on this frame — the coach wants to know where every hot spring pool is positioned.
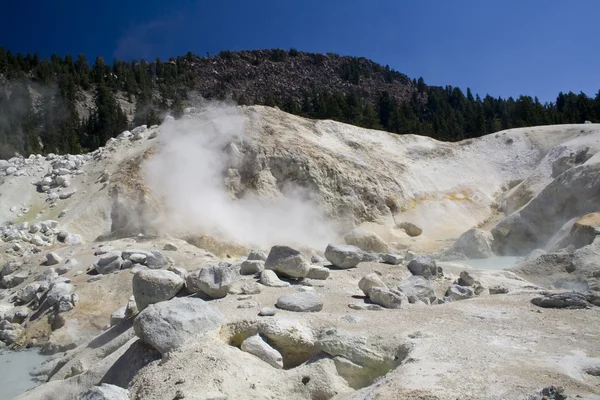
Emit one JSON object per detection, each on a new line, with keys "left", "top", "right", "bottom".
{"left": 452, "top": 256, "right": 521, "bottom": 270}
{"left": 0, "top": 349, "right": 49, "bottom": 400}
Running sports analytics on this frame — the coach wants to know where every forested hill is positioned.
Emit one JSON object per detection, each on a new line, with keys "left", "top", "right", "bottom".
{"left": 1, "top": 47, "right": 599, "bottom": 159}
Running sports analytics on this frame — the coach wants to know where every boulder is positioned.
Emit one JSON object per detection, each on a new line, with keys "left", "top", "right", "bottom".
{"left": 167, "top": 266, "right": 187, "bottom": 280}
{"left": 110, "top": 306, "right": 127, "bottom": 326}
{"left": 343, "top": 228, "right": 389, "bottom": 253}
{"left": 324, "top": 244, "right": 364, "bottom": 268}
{"left": 81, "top": 383, "right": 130, "bottom": 400}
{"left": 240, "top": 260, "right": 265, "bottom": 275}
{"left": 407, "top": 256, "right": 438, "bottom": 279}
{"left": 186, "top": 265, "right": 236, "bottom": 299}
{"left": 396, "top": 276, "right": 436, "bottom": 304}
{"left": 259, "top": 270, "right": 290, "bottom": 287}
{"left": 17, "top": 283, "right": 41, "bottom": 303}
{"left": 240, "top": 334, "right": 284, "bottom": 369}
{"left": 276, "top": 292, "right": 323, "bottom": 312}
{"left": 445, "top": 284, "right": 474, "bottom": 301}
{"left": 133, "top": 297, "right": 224, "bottom": 354}
{"left": 306, "top": 265, "right": 330, "bottom": 280}
{"left": 163, "top": 243, "right": 179, "bottom": 251}
{"left": 247, "top": 249, "right": 268, "bottom": 261}
{"left": 311, "top": 254, "right": 326, "bottom": 264}
{"left": 56, "top": 232, "right": 83, "bottom": 245}
{"left": 264, "top": 246, "right": 311, "bottom": 278}
{"left": 145, "top": 251, "right": 169, "bottom": 269}
{"left": 46, "top": 252, "right": 63, "bottom": 266}
{"left": 132, "top": 269, "right": 185, "bottom": 311}
{"left": 129, "top": 253, "right": 147, "bottom": 264}
{"left": 259, "top": 307, "right": 277, "bottom": 316}
{"left": 452, "top": 228, "right": 495, "bottom": 259}
{"left": 369, "top": 287, "right": 407, "bottom": 309}
{"left": 1, "top": 261, "right": 21, "bottom": 277}
{"left": 358, "top": 273, "right": 387, "bottom": 296}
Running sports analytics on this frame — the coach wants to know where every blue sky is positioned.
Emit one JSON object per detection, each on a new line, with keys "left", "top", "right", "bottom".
{"left": 1, "top": 0, "right": 598, "bottom": 102}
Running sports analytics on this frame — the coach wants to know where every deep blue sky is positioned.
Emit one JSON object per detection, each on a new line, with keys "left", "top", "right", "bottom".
{"left": 1, "top": 0, "right": 598, "bottom": 102}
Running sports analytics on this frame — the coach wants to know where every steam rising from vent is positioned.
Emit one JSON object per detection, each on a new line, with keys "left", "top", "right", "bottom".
{"left": 143, "top": 103, "right": 339, "bottom": 249}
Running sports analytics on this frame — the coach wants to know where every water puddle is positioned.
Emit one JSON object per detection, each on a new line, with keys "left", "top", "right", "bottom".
{"left": 0, "top": 349, "right": 50, "bottom": 400}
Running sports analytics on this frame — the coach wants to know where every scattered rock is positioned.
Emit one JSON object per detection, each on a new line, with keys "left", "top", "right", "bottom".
{"left": 311, "top": 254, "right": 325, "bottom": 264}
{"left": 324, "top": 244, "right": 364, "bottom": 268}
{"left": 489, "top": 285, "right": 509, "bottom": 295}
{"left": 446, "top": 284, "right": 474, "bottom": 301}
{"left": 240, "top": 260, "right": 265, "bottom": 275}
{"left": 132, "top": 269, "right": 185, "bottom": 311}
{"left": 369, "top": 287, "right": 407, "bottom": 309}
{"left": 186, "top": 265, "right": 236, "bottom": 299}
{"left": 163, "top": 243, "right": 178, "bottom": 251}
{"left": 381, "top": 253, "right": 403, "bottom": 265}
{"left": 396, "top": 276, "right": 436, "bottom": 304}
{"left": 407, "top": 256, "right": 438, "bottom": 279}
{"left": 343, "top": 228, "right": 389, "bottom": 252}
{"left": 264, "top": 245, "right": 311, "bottom": 278}
{"left": 259, "top": 307, "right": 277, "bottom": 316}
{"left": 358, "top": 273, "right": 387, "bottom": 296}
{"left": 133, "top": 297, "right": 224, "bottom": 355}
{"left": 46, "top": 252, "right": 63, "bottom": 266}
{"left": 241, "top": 334, "right": 284, "bottom": 369}
{"left": 260, "top": 270, "right": 290, "bottom": 287}
{"left": 531, "top": 292, "right": 597, "bottom": 309}
{"left": 276, "top": 292, "right": 323, "bottom": 312}
{"left": 306, "top": 265, "right": 330, "bottom": 280}
{"left": 247, "top": 249, "right": 268, "bottom": 261}
{"left": 397, "top": 222, "right": 423, "bottom": 237}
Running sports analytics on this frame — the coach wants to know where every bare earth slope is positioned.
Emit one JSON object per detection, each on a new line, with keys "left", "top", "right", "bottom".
{"left": 1, "top": 106, "right": 599, "bottom": 400}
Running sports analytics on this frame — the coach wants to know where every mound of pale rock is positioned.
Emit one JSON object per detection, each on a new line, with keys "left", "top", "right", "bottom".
{"left": 451, "top": 228, "right": 494, "bottom": 259}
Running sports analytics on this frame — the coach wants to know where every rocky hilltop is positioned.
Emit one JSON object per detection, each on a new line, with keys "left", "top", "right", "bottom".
{"left": 0, "top": 105, "right": 599, "bottom": 399}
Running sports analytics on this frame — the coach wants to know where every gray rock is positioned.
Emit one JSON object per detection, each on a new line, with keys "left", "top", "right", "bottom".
{"left": 306, "top": 265, "right": 330, "bottom": 280}
{"left": 186, "top": 265, "right": 236, "bottom": 299}
{"left": 56, "top": 231, "right": 83, "bottom": 245}
{"left": 240, "top": 282, "right": 262, "bottom": 295}
{"left": 96, "top": 256, "right": 123, "bottom": 275}
{"left": 407, "top": 256, "right": 438, "bottom": 279}
{"left": 46, "top": 252, "right": 63, "bottom": 266}
{"left": 163, "top": 243, "right": 178, "bottom": 251}
{"left": 1, "top": 261, "right": 21, "bottom": 277}
{"left": 381, "top": 253, "right": 403, "bottom": 265}
{"left": 369, "top": 287, "right": 407, "bottom": 309}
{"left": 404, "top": 250, "right": 416, "bottom": 262}
{"left": 358, "top": 273, "right": 387, "bottom": 296}
{"left": 57, "top": 259, "right": 79, "bottom": 275}
{"left": 452, "top": 228, "right": 494, "bottom": 259}
{"left": 445, "top": 284, "right": 474, "bottom": 301}
{"left": 17, "top": 283, "right": 41, "bottom": 303}
{"left": 396, "top": 276, "right": 436, "bottom": 304}
{"left": 240, "top": 260, "right": 265, "bottom": 275}
{"left": 80, "top": 383, "right": 130, "bottom": 399}
{"left": 259, "top": 307, "right": 277, "bottom": 316}
{"left": 129, "top": 253, "right": 147, "bottom": 264}
{"left": 167, "top": 266, "right": 188, "bottom": 280}
{"left": 531, "top": 292, "right": 596, "bottom": 309}
{"left": 264, "top": 245, "right": 311, "bottom": 278}
{"left": 489, "top": 285, "right": 509, "bottom": 295}
{"left": 343, "top": 228, "right": 389, "bottom": 252}
{"left": 247, "top": 249, "right": 268, "bottom": 261}
{"left": 457, "top": 270, "right": 476, "bottom": 286}
{"left": 132, "top": 269, "right": 185, "bottom": 311}
{"left": 133, "top": 297, "right": 224, "bottom": 354}
{"left": 58, "top": 190, "right": 76, "bottom": 200}
{"left": 259, "top": 270, "right": 290, "bottom": 287}
{"left": 110, "top": 306, "right": 127, "bottom": 326}
{"left": 145, "top": 251, "right": 169, "bottom": 269}
{"left": 276, "top": 292, "right": 323, "bottom": 312}
{"left": 324, "top": 244, "right": 364, "bottom": 268}
{"left": 241, "top": 334, "right": 284, "bottom": 369}
{"left": 46, "top": 282, "right": 73, "bottom": 306}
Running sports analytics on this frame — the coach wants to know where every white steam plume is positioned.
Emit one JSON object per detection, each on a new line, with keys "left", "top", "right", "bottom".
{"left": 143, "top": 103, "right": 339, "bottom": 250}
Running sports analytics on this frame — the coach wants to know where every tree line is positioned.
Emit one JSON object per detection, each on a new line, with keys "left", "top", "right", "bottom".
{"left": 0, "top": 47, "right": 599, "bottom": 158}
